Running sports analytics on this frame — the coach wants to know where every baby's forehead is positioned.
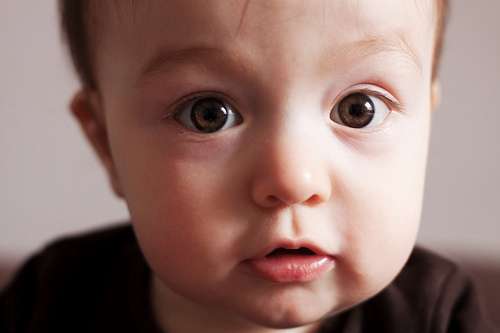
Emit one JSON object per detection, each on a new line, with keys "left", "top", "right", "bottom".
{"left": 90, "top": 0, "right": 437, "bottom": 87}
{"left": 92, "top": 0, "right": 437, "bottom": 42}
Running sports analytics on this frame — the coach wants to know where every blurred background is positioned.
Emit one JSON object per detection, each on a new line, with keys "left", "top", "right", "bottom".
{"left": 1, "top": 0, "right": 499, "bottom": 326}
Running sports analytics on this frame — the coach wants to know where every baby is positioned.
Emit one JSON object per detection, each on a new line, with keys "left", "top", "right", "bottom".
{"left": 0, "top": 0, "right": 494, "bottom": 332}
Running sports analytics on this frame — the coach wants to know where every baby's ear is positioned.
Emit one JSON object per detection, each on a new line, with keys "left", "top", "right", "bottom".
{"left": 70, "top": 90, "right": 124, "bottom": 198}
{"left": 431, "top": 80, "right": 441, "bottom": 112}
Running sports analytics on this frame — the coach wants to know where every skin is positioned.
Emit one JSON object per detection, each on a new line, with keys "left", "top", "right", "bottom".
{"left": 72, "top": 1, "right": 440, "bottom": 332}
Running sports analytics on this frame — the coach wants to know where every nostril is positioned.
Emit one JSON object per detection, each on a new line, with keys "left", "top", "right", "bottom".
{"left": 262, "top": 195, "right": 288, "bottom": 208}
{"left": 266, "top": 195, "right": 279, "bottom": 204}
{"left": 305, "top": 194, "right": 323, "bottom": 206}
{"left": 252, "top": 172, "right": 331, "bottom": 208}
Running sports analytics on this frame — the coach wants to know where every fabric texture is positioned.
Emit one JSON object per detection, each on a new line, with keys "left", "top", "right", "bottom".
{"left": 0, "top": 223, "right": 495, "bottom": 333}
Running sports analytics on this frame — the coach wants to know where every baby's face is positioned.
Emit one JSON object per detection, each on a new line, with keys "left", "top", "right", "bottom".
{"left": 90, "top": 0, "right": 436, "bottom": 329}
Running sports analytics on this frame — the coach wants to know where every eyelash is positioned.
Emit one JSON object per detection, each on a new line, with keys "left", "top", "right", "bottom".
{"left": 342, "top": 87, "right": 404, "bottom": 113}
{"left": 163, "top": 91, "right": 231, "bottom": 118}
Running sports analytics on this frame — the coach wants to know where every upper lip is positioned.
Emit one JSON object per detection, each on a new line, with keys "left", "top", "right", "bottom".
{"left": 251, "top": 239, "right": 333, "bottom": 259}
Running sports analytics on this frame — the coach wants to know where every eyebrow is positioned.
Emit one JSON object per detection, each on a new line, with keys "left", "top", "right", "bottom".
{"left": 137, "top": 34, "right": 422, "bottom": 84}
{"left": 333, "top": 34, "right": 423, "bottom": 75}
{"left": 139, "top": 46, "right": 242, "bottom": 81}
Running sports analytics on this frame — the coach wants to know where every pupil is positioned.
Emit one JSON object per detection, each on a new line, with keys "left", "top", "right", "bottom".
{"left": 203, "top": 109, "right": 218, "bottom": 122}
{"left": 338, "top": 93, "right": 375, "bottom": 128}
{"left": 191, "top": 98, "right": 228, "bottom": 133}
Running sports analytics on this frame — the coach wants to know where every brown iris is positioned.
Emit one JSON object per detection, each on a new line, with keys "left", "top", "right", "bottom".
{"left": 334, "top": 93, "right": 375, "bottom": 128}
{"left": 190, "top": 98, "right": 229, "bottom": 133}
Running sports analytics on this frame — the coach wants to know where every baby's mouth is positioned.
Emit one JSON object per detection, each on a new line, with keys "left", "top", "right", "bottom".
{"left": 247, "top": 246, "right": 335, "bottom": 283}
{"left": 265, "top": 247, "right": 317, "bottom": 257}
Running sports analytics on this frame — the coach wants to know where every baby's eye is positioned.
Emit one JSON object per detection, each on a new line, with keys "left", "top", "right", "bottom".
{"left": 173, "top": 96, "right": 243, "bottom": 133}
{"left": 330, "top": 92, "right": 391, "bottom": 129}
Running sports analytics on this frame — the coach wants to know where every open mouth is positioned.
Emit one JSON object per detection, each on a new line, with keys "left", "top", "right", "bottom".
{"left": 266, "top": 247, "right": 316, "bottom": 257}
{"left": 248, "top": 246, "right": 335, "bottom": 283}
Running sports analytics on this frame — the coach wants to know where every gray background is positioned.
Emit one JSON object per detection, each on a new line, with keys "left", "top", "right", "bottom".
{"left": 1, "top": 0, "right": 499, "bottom": 322}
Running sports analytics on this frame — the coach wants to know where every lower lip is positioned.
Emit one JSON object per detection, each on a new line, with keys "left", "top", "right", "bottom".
{"left": 246, "top": 254, "right": 335, "bottom": 283}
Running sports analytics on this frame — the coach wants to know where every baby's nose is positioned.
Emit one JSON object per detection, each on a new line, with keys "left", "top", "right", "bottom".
{"left": 250, "top": 128, "right": 332, "bottom": 209}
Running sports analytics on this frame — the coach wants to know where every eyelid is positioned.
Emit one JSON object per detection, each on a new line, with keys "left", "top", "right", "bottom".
{"left": 162, "top": 90, "right": 234, "bottom": 119}
{"left": 343, "top": 86, "right": 404, "bottom": 113}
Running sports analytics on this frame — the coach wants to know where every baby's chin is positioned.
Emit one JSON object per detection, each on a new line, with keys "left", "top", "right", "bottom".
{"left": 223, "top": 273, "right": 395, "bottom": 331}
{"left": 233, "top": 303, "right": 329, "bottom": 330}
{"left": 220, "top": 287, "right": 353, "bottom": 330}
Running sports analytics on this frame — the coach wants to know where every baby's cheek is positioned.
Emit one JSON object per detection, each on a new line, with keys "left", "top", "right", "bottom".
{"left": 333, "top": 217, "right": 418, "bottom": 309}
{"left": 131, "top": 169, "right": 241, "bottom": 274}
{"left": 333, "top": 160, "right": 423, "bottom": 302}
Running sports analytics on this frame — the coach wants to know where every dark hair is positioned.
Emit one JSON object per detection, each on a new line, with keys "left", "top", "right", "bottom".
{"left": 59, "top": 1, "right": 95, "bottom": 88}
{"left": 433, "top": 0, "right": 449, "bottom": 82}
{"left": 58, "top": 0, "right": 449, "bottom": 89}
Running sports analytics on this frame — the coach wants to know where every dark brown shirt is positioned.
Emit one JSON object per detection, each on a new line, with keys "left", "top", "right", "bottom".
{"left": 0, "top": 223, "right": 495, "bottom": 332}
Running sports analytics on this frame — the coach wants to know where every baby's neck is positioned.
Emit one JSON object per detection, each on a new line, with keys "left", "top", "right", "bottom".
{"left": 151, "top": 276, "right": 322, "bottom": 333}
